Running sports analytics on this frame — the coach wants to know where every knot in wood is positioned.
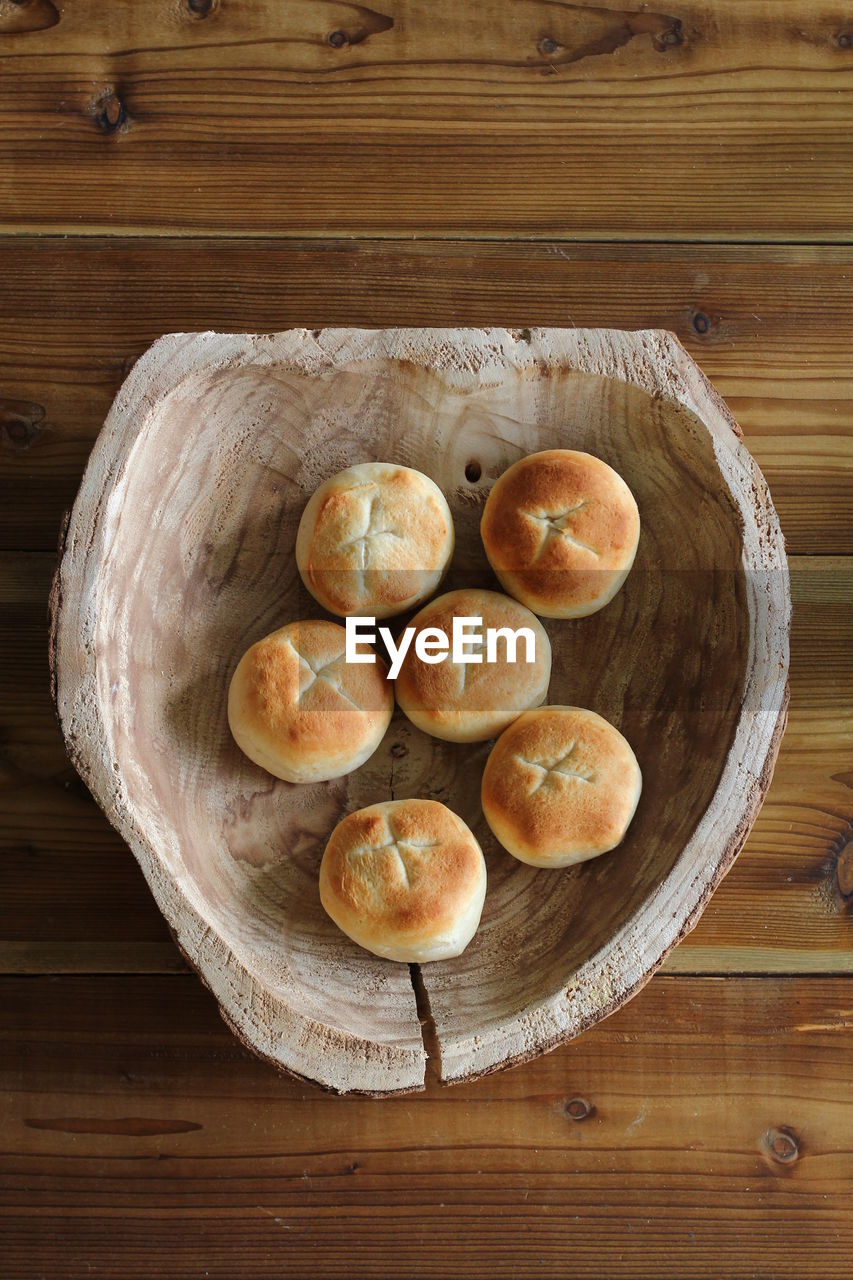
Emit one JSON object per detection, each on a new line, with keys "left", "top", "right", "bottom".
{"left": 97, "top": 92, "right": 127, "bottom": 134}
{"left": 653, "top": 20, "right": 683, "bottom": 51}
{"left": 763, "top": 1126, "right": 800, "bottom": 1164}
{"left": 0, "top": 397, "right": 45, "bottom": 451}
{"left": 564, "top": 1096, "right": 594, "bottom": 1121}
{"left": 836, "top": 834, "right": 853, "bottom": 899}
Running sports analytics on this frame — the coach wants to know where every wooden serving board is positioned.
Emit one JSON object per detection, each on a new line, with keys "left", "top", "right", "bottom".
{"left": 49, "top": 327, "right": 790, "bottom": 1093}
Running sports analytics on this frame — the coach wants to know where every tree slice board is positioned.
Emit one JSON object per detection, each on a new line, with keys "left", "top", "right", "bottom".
{"left": 49, "top": 328, "right": 790, "bottom": 1092}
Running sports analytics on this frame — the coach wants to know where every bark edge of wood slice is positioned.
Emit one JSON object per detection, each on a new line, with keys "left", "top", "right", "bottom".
{"left": 49, "top": 327, "right": 790, "bottom": 1093}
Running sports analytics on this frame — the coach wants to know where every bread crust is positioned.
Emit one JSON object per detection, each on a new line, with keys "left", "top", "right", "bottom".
{"left": 319, "top": 799, "right": 487, "bottom": 962}
{"left": 481, "top": 706, "right": 642, "bottom": 867}
{"left": 481, "top": 449, "right": 640, "bottom": 618}
{"left": 227, "top": 620, "right": 394, "bottom": 783}
{"left": 296, "top": 462, "right": 455, "bottom": 619}
{"left": 394, "top": 588, "right": 551, "bottom": 742}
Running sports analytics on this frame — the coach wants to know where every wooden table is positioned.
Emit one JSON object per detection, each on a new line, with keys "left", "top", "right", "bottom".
{"left": 1, "top": 4, "right": 851, "bottom": 1276}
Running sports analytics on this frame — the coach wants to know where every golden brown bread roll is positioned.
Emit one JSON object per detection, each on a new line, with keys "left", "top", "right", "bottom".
{"left": 394, "top": 588, "right": 551, "bottom": 743}
{"left": 296, "top": 462, "right": 454, "bottom": 619}
{"left": 319, "top": 799, "right": 487, "bottom": 962}
{"left": 227, "top": 620, "right": 393, "bottom": 783}
{"left": 480, "top": 449, "right": 640, "bottom": 618}
{"left": 481, "top": 706, "right": 642, "bottom": 867}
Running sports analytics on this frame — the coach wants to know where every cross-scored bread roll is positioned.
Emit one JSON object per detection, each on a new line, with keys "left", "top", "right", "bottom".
{"left": 481, "top": 449, "right": 640, "bottom": 618}
{"left": 394, "top": 588, "right": 551, "bottom": 743}
{"left": 296, "top": 462, "right": 455, "bottom": 619}
{"left": 228, "top": 620, "right": 393, "bottom": 783}
{"left": 319, "top": 799, "right": 487, "bottom": 962}
{"left": 481, "top": 706, "right": 642, "bottom": 868}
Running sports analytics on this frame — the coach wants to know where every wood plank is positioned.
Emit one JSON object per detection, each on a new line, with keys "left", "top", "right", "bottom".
{"left": 1, "top": 553, "right": 850, "bottom": 976}
{"left": 1, "top": 238, "right": 851, "bottom": 553}
{"left": 668, "top": 558, "right": 853, "bottom": 974}
{"left": 1, "top": 972, "right": 852, "bottom": 1278}
{"left": 1, "top": 1, "right": 853, "bottom": 238}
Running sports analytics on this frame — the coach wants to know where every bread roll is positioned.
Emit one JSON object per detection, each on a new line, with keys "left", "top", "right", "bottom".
{"left": 319, "top": 799, "right": 487, "bottom": 962}
{"left": 394, "top": 588, "right": 551, "bottom": 743}
{"left": 296, "top": 462, "right": 454, "bottom": 619}
{"left": 228, "top": 620, "right": 393, "bottom": 783}
{"left": 481, "top": 449, "right": 640, "bottom": 618}
{"left": 481, "top": 706, "right": 641, "bottom": 867}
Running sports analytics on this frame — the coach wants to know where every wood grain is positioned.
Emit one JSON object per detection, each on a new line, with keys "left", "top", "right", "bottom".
{"left": 1, "top": 239, "right": 850, "bottom": 553}
{"left": 1, "top": 1, "right": 853, "bottom": 238}
{"left": 1, "top": 0, "right": 849, "bottom": 1264}
{"left": 2, "top": 554, "right": 849, "bottom": 977}
{"left": 2, "top": 972, "right": 852, "bottom": 1278}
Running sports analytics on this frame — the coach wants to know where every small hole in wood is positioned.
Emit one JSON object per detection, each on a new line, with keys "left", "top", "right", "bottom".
{"left": 187, "top": 0, "right": 213, "bottom": 15}
{"left": 96, "top": 92, "right": 127, "bottom": 134}
{"left": 464, "top": 460, "right": 482, "bottom": 484}
{"left": 763, "top": 1126, "right": 799, "bottom": 1164}
{"left": 837, "top": 31, "right": 852, "bottom": 48}
{"left": 328, "top": 30, "right": 348, "bottom": 47}
{"left": 564, "top": 1096, "right": 594, "bottom": 1121}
